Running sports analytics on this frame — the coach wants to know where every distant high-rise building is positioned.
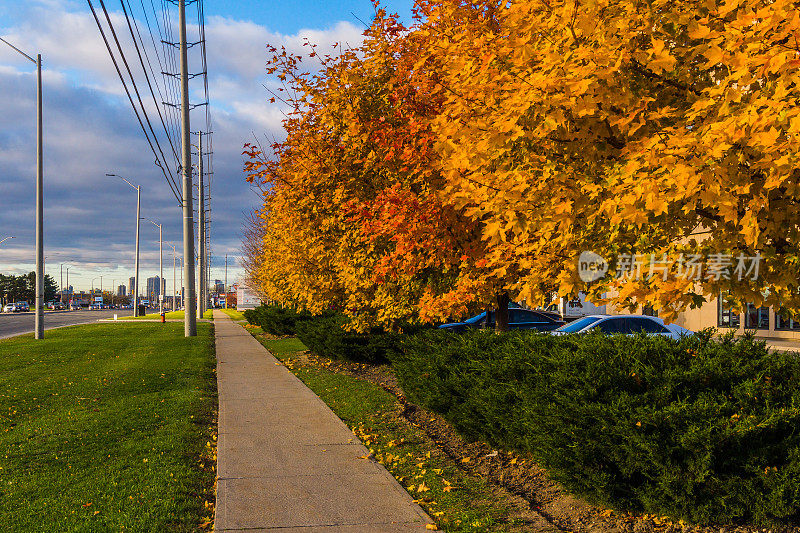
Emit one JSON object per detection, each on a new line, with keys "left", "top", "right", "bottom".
{"left": 214, "top": 279, "right": 224, "bottom": 294}
{"left": 128, "top": 277, "right": 136, "bottom": 297}
{"left": 146, "top": 276, "right": 162, "bottom": 301}
{"left": 117, "top": 285, "right": 126, "bottom": 297}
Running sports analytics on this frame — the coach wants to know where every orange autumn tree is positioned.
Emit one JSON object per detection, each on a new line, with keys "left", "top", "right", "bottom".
{"left": 421, "top": 0, "right": 800, "bottom": 321}
{"left": 245, "top": 10, "right": 488, "bottom": 331}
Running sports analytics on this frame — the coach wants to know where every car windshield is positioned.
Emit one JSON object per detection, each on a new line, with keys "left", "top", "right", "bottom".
{"left": 464, "top": 312, "right": 487, "bottom": 325}
{"left": 555, "top": 316, "right": 603, "bottom": 333}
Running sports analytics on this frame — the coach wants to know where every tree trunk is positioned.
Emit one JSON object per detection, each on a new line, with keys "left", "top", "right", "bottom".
{"left": 495, "top": 292, "right": 510, "bottom": 332}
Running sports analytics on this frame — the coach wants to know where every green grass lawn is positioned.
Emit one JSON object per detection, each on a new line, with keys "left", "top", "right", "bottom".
{"left": 254, "top": 331, "right": 524, "bottom": 532}
{"left": 219, "top": 308, "right": 245, "bottom": 321}
{"left": 0, "top": 323, "right": 217, "bottom": 532}
{"left": 122, "top": 309, "right": 214, "bottom": 320}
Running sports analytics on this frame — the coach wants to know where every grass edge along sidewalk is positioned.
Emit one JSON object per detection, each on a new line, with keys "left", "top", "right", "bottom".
{"left": 0, "top": 322, "right": 217, "bottom": 531}
{"left": 214, "top": 311, "right": 433, "bottom": 531}
{"left": 245, "top": 327, "right": 536, "bottom": 533}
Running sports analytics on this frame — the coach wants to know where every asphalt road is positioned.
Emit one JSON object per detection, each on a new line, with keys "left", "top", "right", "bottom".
{"left": 0, "top": 309, "right": 134, "bottom": 340}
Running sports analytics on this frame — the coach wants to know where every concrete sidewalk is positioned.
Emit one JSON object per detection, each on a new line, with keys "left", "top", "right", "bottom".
{"left": 213, "top": 310, "right": 433, "bottom": 532}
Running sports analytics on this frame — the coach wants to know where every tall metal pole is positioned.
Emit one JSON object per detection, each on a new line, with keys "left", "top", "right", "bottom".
{"left": 34, "top": 54, "right": 44, "bottom": 339}
{"left": 134, "top": 185, "right": 141, "bottom": 316}
{"left": 172, "top": 246, "right": 176, "bottom": 311}
{"left": 180, "top": 256, "right": 184, "bottom": 310}
{"left": 60, "top": 264, "right": 63, "bottom": 304}
{"left": 159, "top": 224, "right": 163, "bottom": 315}
{"left": 197, "top": 131, "right": 205, "bottom": 320}
{"left": 0, "top": 39, "right": 43, "bottom": 335}
{"left": 225, "top": 253, "right": 227, "bottom": 309}
{"left": 179, "top": 0, "right": 197, "bottom": 335}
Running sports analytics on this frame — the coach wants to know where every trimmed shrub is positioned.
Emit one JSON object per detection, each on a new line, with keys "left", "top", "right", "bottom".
{"left": 243, "top": 305, "right": 313, "bottom": 335}
{"left": 296, "top": 314, "right": 428, "bottom": 364}
{"left": 392, "top": 329, "right": 800, "bottom": 526}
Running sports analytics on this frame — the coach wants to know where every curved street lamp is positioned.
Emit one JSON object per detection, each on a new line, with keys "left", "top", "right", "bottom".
{"left": 107, "top": 173, "right": 141, "bottom": 316}
{"left": 1, "top": 37, "right": 44, "bottom": 338}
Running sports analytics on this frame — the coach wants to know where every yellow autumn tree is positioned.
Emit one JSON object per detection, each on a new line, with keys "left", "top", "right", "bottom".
{"left": 247, "top": 0, "right": 800, "bottom": 329}
{"left": 422, "top": 0, "right": 800, "bottom": 320}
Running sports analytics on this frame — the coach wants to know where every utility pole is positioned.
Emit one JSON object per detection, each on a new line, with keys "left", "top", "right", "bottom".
{"left": 179, "top": 0, "right": 197, "bottom": 336}
{"left": 60, "top": 263, "right": 63, "bottom": 304}
{"left": 197, "top": 131, "right": 205, "bottom": 320}
{"left": 65, "top": 267, "right": 70, "bottom": 305}
{"left": 1, "top": 39, "right": 45, "bottom": 338}
{"left": 107, "top": 174, "right": 141, "bottom": 317}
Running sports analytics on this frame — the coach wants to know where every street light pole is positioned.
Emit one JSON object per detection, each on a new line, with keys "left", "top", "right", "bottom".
{"left": 1, "top": 38, "right": 45, "bottom": 339}
{"left": 167, "top": 243, "right": 177, "bottom": 311}
{"left": 146, "top": 219, "right": 163, "bottom": 315}
{"left": 180, "top": 256, "right": 184, "bottom": 310}
{"left": 107, "top": 174, "right": 141, "bottom": 316}
{"left": 224, "top": 253, "right": 227, "bottom": 309}
{"left": 65, "top": 267, "right": 70, "bottom": 306}
{"left": 0, "top": 236, "right": 15, "bottom": 246}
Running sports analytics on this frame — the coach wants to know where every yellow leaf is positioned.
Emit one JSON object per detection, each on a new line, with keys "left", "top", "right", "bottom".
{"left": 704, "top": 45, "right": 724, "bottom": 67}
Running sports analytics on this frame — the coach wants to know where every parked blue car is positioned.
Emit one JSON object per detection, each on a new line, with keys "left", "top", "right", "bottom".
{"left": 439, "top": 308, "right": 565, "bottom": 332}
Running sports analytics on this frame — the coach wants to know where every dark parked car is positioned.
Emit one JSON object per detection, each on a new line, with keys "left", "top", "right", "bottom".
{"left": 439, "top": 308, "right": 565, "bottom": 332}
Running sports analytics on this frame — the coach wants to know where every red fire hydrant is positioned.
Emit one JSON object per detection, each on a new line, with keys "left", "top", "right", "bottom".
{"left": 160, "top": 312, "right": 166, "bottom": 324}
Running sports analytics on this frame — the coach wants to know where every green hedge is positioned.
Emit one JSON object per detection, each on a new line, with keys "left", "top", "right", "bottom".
{"left": 296, "top": 314, "right": 429, "bottom": 364}
{"left": 391, "top": 329, "right": 800, "bottom": 526}
{"left": 243, "top": 305, "right": 313, "bottom": 335}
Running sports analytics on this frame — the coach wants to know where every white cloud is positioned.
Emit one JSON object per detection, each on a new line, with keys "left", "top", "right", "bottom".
{"left": 0, "top": 1, "right": 363, "bottom": 288}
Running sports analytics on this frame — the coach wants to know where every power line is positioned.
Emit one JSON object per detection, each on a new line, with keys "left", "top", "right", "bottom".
{"left": 87, "top": 0, "right": 181, "bottom": 203}
{"left": 96, "top": 0, "right": 181, "bottom": 200}
{"left": 121, "top": 0, "right": 180, "bottom": 162}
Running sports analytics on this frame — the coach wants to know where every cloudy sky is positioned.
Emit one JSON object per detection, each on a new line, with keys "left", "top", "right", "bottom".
{"left": 0, "top": 0, "right": 413, "bottom": 294}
